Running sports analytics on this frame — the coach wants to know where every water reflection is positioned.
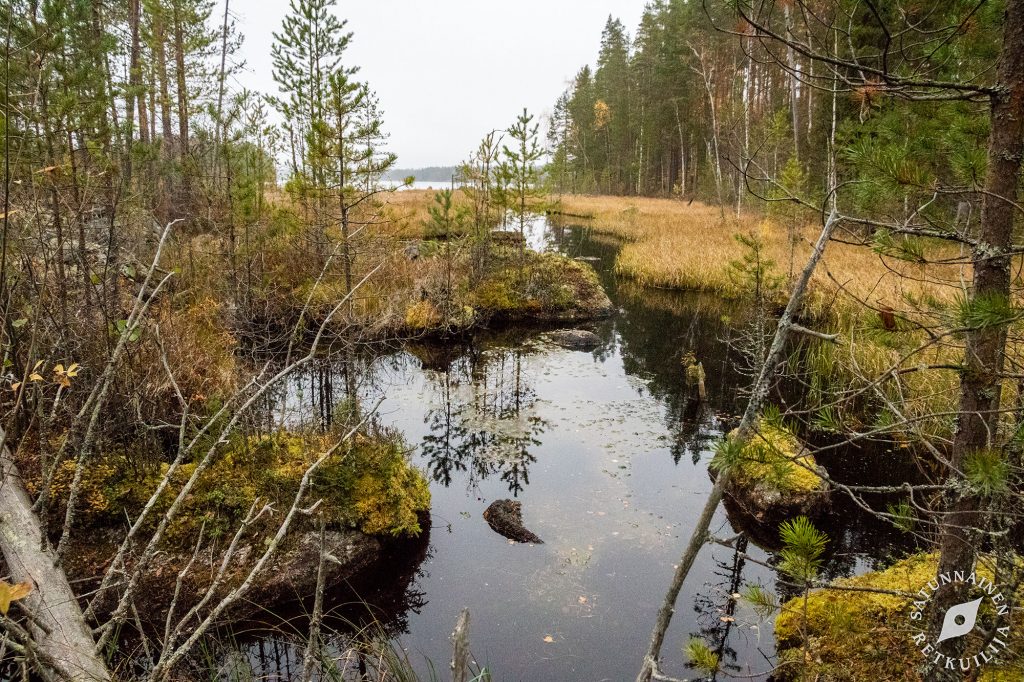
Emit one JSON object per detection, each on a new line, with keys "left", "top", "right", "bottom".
{"left": 417, "top": 342, "right": 548, "bottom": 496}
{"left": 689, "top": 536, "right": 765, "bottom": 679}
{"left": 203, "top": 528, "right": 432, "bottom": 681}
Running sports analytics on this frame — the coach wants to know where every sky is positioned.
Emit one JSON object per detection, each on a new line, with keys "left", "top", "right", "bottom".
{"left": 232, "top": 0, "right": 650, "bottom": 168}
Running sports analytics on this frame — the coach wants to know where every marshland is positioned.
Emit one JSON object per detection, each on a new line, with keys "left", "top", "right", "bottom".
{"left": 1, "top": 1, "right": 1023, "bottom": 682}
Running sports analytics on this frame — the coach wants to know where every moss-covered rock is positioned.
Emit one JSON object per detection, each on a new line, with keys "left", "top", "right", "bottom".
{"left": 773, "top": 553, "right": 1023, "bottom": 681}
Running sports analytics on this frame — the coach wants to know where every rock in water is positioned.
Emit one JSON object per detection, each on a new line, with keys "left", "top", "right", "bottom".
{"left": 546, "top": 329, "right": 601, "bottom": 351}
{"left": 483, "top": 499, "right": 544, "bottom": 544}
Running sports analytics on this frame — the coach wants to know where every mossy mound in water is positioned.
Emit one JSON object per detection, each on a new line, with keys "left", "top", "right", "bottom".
{"left": 471, "top": 251, "right": 613, "bottom": 322}
{"left": 773, "top": 553, "right": 1023, "bottom": 681}
{"left": 38, "top": 427, "right": 431, "bottom": 544}
{"left": 400, "top": 250, "right": 612, "bottom": 334}
{"left": 483, "top": 499, "right": 544, "bottom": 544}
{"left": 723, "top": 419, "right": 829, "bottom": 520}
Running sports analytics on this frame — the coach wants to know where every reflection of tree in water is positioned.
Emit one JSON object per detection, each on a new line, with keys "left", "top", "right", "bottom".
{"left": 551, "top": 224, "right": 748, "bottom": 467}
{"left": 672, "top": 402, "right": 720, "bottom": 465}
{"left": 613, "top": 283, "right": 746, "bottom": 464}
{"left": 419, "top": 344, "right": 548, "bottom": 496}
{"left": 273, "top": 349, "right": 374, "bottom": 433}
{"left": 689, "top": 536, "right": 754, "bottom": 679}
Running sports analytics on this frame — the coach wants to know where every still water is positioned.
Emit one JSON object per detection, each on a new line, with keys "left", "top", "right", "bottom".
{"left": 240, "top": 219, "right": 913, "bottom": 681}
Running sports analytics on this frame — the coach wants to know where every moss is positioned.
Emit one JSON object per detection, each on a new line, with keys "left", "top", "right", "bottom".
{"left": 773, "top": 553, "right": 1023, "bottom": 681}
{"left": 405, "top": 299, "right": 443, "bottom": 329}
{"left": 351, "top": 444, "right": 431, "bottom": 536}
{"left": 46, "top": 428, "right": 431, "bottom": 547}
{"left": 733, "top": 419, "right": 823, "bottom": 494}
{"left": 471, "top": 251, "right": 608, "bottom": 318}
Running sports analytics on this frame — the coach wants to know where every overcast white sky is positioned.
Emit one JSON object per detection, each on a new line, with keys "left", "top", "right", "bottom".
{"left": 232, "top": 1, "right": 649, "bottom": 168}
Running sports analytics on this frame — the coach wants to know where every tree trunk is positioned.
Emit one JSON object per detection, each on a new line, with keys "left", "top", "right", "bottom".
{"left": 172, "top": 3, "right": 189, "bottom": 156}
{"left": 0, "top": 428, "right": 110, "bottom": 681}
{"left": 153, "top": 5, "right": 173, "bottom": 153}
{"left": 929, "top": 1, "right": 1024, "bottom": 678}
{"left": 783, "top": 4, "right": 800, "bottom": 163}
{"left": 128, "top": 0, "right": 149, "bottom": 146}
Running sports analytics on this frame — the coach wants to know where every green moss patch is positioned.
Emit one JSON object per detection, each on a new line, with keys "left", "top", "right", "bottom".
{"left": 774, "top": 553, "right": 1023, "bottom": 681}
{"left": 733, "top": 419, "right": 824, "bottom": 495}
{"left": 43, "top": 427, "right": 430, "bottom": 546}
{"left": 471, "top": 250, "right": 611, "bottom": 320}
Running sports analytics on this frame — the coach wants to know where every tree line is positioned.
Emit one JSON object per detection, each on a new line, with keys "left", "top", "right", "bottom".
{"left": 548, "top": 0, "right": 1001, "bottom": 225}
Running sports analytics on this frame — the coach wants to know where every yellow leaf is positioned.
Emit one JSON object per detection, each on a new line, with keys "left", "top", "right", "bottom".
{"left": 53, "top": 364, "right": 65, "bottom": 374}
{"left": 29, "top": 373, "right": 43, "bottom": 382}
{"left": 542, "top": 635, "right": 554, "bottom": 643}
{"left": 66, "top": 363, "right": 80, "bottom": 377}
{"left": 0, "top": 581, "right": 32, "bottom": 616}
{"left": 32, "top": 360, "right": 43, "bottom": 371}
{"left": 11, "top": 382, "right": 21, "bottom": 392}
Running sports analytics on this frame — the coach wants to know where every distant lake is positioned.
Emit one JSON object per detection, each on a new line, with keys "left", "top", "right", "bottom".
{"left": 383, "top": 179, "right": 465, "bottom": 191}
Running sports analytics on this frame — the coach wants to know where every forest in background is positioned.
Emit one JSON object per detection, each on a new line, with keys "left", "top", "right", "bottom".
{"left": 548, "top": 0, "right": 997, "bottom": 221}
{"left": 550, "top": 2, "right": 1024, "bottom": 681}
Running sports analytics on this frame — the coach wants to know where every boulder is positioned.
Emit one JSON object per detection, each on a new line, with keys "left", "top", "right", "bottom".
{"left": 483, "top": 499, "right": 543, "bottom": 544}
{"left": 545, "top": 328, "right": 602, "bottom": 351}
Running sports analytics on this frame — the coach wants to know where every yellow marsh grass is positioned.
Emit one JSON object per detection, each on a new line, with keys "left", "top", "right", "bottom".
{"left": 553, "top": 195, "right": 981, "bottom": 436}
{"left": 553, "top": 194, "right": 968, "bottom": 316}
{"left": 378, "top": 189, "right": 474, "bottom": 239}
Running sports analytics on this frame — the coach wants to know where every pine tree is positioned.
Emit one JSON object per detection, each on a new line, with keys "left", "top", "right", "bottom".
{"left": 271, "top": 0, "right": 353, "bottom": 260}
{"left": 501, "top": 108, "right": 544, "bottom": 269}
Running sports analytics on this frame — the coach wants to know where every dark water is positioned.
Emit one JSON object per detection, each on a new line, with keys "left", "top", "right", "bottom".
{"left": 237, "top": 219, "right": 916, "bottom": 681}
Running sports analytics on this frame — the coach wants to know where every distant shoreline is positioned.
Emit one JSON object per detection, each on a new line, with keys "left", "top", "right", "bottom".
{"left": 386, "top": 166, "right": 459, "bottom": 183}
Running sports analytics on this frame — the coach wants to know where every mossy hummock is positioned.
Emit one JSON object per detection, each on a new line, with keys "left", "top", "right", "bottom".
{"left": 723, "top": 419, "right": 830, "bottom": 522}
